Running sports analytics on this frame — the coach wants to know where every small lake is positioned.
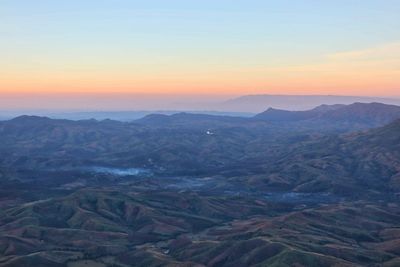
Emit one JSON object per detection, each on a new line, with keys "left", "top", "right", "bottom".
{"left": 86, "top": 166, "right": 151, "bottom": 176}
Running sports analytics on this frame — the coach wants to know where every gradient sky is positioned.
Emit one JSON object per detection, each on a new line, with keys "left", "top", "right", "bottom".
{"left": 1, "top": 0, "right": 400, "bottom": 97}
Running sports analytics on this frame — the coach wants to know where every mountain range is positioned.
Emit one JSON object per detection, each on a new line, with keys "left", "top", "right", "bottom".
{"left": 2, "top": 94, "right": 400, "bottom": 120}
{"left": 1, "top": 102, "right": 400, "bottom": 266}
{"left": 221, "top": 94, "right": 400, "bottom": 112}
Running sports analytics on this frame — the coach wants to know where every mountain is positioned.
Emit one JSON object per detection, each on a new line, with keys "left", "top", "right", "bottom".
{"left": 318, "top": 102, "right": 400, "bottom": 124}
{"left": 0, "top": 102, "right": 399, "bottom": 177}
{"left": 254, "top": 102, "right": 400, "bottom": 128}
{"left": 1, "top": 106, "right": 400, "bottom": 266}
{"left": 222, "top": 94, "right": 400, "bottom": 112}
{"left": 253, "top": 104, "right": 345, "bottom": 122}
{"left": 136, "top": 102, "right": 400, "bottom": 132}
{"left": 247, "top": 119, "right": 400, "bottom": 195}
{"left": 135, "top": 112, "right": 246, "bottom": 128}
{"left": 0, "top": 110, "right": 254, "bottom": 122}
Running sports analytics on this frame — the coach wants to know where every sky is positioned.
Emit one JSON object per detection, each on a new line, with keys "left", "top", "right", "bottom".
{"left": 1, "top": 0, "right": 400, "bottom": 105}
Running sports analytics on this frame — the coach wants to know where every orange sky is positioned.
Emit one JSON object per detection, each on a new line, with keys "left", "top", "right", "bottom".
{"left": 1, "top": 1, "right": 399, "bottom": 98}
{"left": 2, "top": 41, "right": 399, "bottom": 97}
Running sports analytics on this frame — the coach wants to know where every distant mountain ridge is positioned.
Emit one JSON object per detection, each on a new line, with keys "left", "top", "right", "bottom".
{"left": 0, "top": 110, "right": 254, "bottom": 122}
{"left": 135, "top": 112, "right": 246, "bottom": 127}
{"left": 222, "top": 94, "right": 400, "bottom": 112}
{"left": 254, "top": 102, "right": 400, "bottom": 127}
{"left": 253, "top": 104, "right": 345, "bottom": 122}
{"left": 135, "top": 102, "right": 400, "bottom": 130}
